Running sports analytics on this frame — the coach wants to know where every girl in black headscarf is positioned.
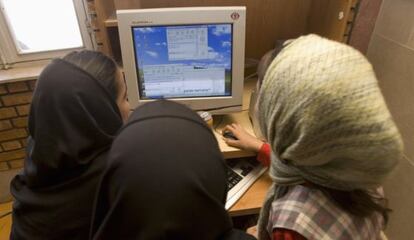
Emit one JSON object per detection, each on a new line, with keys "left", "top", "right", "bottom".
{"left": 10, "top": 50, "right": 130, "bottom": 239}
{"left": 90, "top": 100, "right": 255, "bottom": 240}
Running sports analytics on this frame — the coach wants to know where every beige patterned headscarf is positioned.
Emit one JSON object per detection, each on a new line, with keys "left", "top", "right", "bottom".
{"left": 257, "top": 34, "right": 403, "bottom": 239}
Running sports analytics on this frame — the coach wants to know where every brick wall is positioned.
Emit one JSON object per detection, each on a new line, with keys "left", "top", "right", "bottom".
{"left": 0, "top": 80, "right": 35, "bottom": 171}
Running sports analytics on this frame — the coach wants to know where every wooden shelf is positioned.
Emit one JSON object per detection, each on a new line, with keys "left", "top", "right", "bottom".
{"left": 94, "top": 0, "right": 356, "bottom": 62}
{"left": 104, "top": 14, "right": 118, "bottom": 27}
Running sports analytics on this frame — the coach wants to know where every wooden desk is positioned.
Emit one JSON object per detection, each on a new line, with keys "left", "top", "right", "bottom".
{"left": 0, "top": 202, "right": 12, "bottom": 240}
{"left": 214, "top": 78, "right": 272, "bottom": 216}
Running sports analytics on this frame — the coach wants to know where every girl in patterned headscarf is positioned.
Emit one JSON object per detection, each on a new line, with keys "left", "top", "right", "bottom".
{"left": 224, "top": 34, "right": 403, "bottom": 240}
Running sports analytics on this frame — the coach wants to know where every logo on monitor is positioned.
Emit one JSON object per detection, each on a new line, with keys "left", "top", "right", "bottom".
{"left": 231, "top": 12, "right": 240, "bottom": 20}
{"left": 132, "top": 20, "right": 152, "bottom": 24}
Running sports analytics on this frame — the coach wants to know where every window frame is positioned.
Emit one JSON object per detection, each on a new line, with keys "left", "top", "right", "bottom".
{"left": 0, "top": 0, "right": 95, "bottom": 67}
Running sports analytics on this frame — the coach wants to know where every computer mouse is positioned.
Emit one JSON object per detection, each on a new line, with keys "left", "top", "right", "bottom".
{"left": 222, "top": 130, "right": 238, "bottom": 140}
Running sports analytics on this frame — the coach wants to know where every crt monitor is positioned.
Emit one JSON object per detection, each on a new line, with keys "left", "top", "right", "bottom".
{"left": 117, "top": 7, "right": 246, "bottom": 114}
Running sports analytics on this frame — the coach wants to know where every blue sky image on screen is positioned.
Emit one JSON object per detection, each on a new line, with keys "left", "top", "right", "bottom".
{"left": 132, "top": 24, "right": 232, "bottom": 99}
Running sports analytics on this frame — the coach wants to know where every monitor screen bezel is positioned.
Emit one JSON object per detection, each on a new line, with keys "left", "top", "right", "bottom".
{"left": 117, "top": 7, "right": 245, "bottom": 113}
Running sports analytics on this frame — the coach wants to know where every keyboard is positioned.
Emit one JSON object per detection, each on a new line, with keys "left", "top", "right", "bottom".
{"left": 225, "top": 156, "right": 268, "bottom": 209}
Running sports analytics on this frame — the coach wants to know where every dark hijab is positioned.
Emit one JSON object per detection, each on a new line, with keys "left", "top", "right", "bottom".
{"left": 10, "top": 58, "right": 123, "bottom": 239}
{"left": 91, "top": 100, "right": 255, "bottom": 240}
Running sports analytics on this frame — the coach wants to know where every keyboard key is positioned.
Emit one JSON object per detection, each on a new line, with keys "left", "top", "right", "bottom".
{"left": 226, "top": 166, "right": 243, "bottom": 191}
{"left": 247, "top": 157, "right": 259, "bottom": 166}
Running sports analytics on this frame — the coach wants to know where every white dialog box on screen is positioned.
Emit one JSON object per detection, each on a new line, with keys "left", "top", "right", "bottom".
{"left": 167, "top": 27, "right": 209, "bottom": 61}
{"left": 142, "top": 64, "right": 225, "bottom": 98}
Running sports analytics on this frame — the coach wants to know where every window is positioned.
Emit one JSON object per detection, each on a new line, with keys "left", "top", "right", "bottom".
{"left": 0, "top": 0, "right": 94, "bottom": 67}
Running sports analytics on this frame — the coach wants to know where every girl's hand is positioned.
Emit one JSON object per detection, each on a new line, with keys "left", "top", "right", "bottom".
{"left": 222, "top": 123, "right": 263, "bottom": 152}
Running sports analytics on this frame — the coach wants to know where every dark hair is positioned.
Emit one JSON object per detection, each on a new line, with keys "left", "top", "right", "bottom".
{"left": 257, "top": 40, "right": 288, "bottom": 88}
{"left": 62, "top": 50, "right": 119, "bottom": 100}
{"left": 314, "top": 185, "right": 391, "bottom": 226}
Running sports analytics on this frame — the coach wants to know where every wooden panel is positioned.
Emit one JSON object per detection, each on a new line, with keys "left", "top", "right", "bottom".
{"left": 307, "top": 0, "right": 353, "bottom": 41}
{"left": 94, "top": 0, "right": 117, "bottom": 55}
{"left": 114, "top": 0, "right": 142, "bottom": 9}
{"left": 104, "top": 14, "right": 118, "bottom": 27}
{"left": 107, "top": 0, "right": 312, "bottom": 60}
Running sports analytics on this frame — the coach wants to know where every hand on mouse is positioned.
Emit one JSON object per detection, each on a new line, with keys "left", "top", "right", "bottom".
{"left": 222, "top": 123, "right": 263, "bottom": 152}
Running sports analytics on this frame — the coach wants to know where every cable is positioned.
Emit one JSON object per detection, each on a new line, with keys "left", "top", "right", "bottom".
{"left": 244, "top": 72, "right": 258, "bottom": 81}
{"left": 245, "top": 58, "right": 259, "bottom": 68}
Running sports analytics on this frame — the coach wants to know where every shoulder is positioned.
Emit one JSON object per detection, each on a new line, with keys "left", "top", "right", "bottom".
{"left": 271, "top": 185, "right": 324, "bottom": 212}
{"left": 269, "top": 185, "right": 383, "bottom": 239}
{"left": 270, "top": 185, "right": 327, "bottom": 228}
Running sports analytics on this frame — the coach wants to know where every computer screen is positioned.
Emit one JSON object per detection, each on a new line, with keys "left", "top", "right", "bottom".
{"left": 132, "top": 24, "right": 232, "bottom": 99}
{"left": 117, "top": 7, "right": 245, "bottom": 114}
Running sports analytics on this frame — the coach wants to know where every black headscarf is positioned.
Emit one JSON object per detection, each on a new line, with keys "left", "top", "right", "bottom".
{"left": 10, "top": 59, "right": 123, "bottom": 239}
{"left": 91, "top": 100, "right": 255, "bottom": 240}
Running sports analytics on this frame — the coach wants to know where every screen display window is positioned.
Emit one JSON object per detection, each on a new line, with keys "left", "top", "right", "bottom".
{"left": 132, "top": 24, "right": 232, "bottom": 99}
